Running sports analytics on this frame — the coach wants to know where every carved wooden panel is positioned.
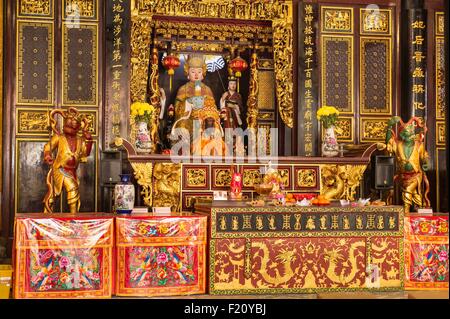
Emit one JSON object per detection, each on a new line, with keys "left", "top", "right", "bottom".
{"left": 294, "top": 166, "right": 320, "bottom": 191}
{"left": 182, "top": 165, "right": 209, "bottom": 190}
{"left": 321, "top": 35, "right": 353, "bottom": 113}
{"left": 211, "top": 166, "right": 232, "bottom": 190}
{"left": 16, "top": 20, "right": 54, "bottom": 105}
{"left": 360, "top": 8, "right": 392, "bottom": 35}
{"left": 360, "top": 117, "right": 390, "bottom": 142}
{"left": 63, "top": 0, "right": 98, "bottom": 21}
{"left": 62, "top": 23, "right": 98, "bottom": 106}
{"left": 321, "top": 116, "right": 353, "bottom": 143}
{"left": 360, "top": 37, "right": 392, "bottom": 115}
{"left": 242, "top": 166, "right": 262, "bottom": 190}
{"left": 16, "top": 108, "right": 49, "bottom": 136}
{"left": 321, "top": 6, "right": 353, "bottom": 34}
{"left": 17, "top": 0, "right": 53, "bottom": 19}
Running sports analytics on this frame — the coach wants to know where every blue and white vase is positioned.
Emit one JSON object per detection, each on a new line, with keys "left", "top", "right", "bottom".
{"left": 114, "top": 174, "right": 135, "bottom": 214}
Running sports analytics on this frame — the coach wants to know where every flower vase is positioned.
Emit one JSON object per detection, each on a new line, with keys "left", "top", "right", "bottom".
{"left": 322, "top": 126, "right": 339, "bottom": 157}
{"left": 114, "top": 174, "right": 135, "bottom": 214}
{"left": 135, "top": 121, "right": 152, "bottom": 154}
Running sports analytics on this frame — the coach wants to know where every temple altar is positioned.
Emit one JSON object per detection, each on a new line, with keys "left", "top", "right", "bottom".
{"left": 117, "top": 139, "right": 378, "bottom": 212}
{"left": 195, "top": 200, "right": 404, "bottom": 294}
{"left": 0, "top": 0, "right": 448, "bottom": 303}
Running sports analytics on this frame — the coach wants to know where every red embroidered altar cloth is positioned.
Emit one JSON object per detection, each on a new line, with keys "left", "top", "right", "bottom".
{"left": 14, "top": 214, "right": 114, "bottom": 299}
{"left": 115, "top": 213, "right": 207, "bottom": 296}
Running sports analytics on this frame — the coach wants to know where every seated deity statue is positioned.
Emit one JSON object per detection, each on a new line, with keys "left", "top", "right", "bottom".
{"left": 171, "top": 55, "right": 222, "bottom": 153}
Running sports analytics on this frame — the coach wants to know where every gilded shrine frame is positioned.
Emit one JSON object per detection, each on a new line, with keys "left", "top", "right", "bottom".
{"left": 128, "top": 0, "right": 294, "bottom": 144}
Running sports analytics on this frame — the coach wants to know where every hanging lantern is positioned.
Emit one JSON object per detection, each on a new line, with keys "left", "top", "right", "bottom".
{"left": 229, "top": 55, "right": 248, "bottom": 92}
{"left": 162, "top": 53, "right": 180, "bottom": 91}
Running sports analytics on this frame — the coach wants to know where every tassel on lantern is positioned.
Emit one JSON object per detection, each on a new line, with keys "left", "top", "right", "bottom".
{"left": 162, "top": 53, "right": 180, "bottom": 91}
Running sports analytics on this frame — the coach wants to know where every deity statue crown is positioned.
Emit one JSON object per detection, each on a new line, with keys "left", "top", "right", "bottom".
{"left": 184, "top": 54, "right": 207, "bottom": 75}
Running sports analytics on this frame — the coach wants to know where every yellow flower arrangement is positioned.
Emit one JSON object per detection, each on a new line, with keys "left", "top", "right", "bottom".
{"left": 316, "top": 106, "right": 339, "bottom": 128}
{"left": 130, "top": 102, "right": 155, "bottom": 123}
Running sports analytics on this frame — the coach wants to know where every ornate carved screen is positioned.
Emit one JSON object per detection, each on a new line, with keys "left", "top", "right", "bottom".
{"left": 129, "top": 0, "right": 294, "bottom": 133}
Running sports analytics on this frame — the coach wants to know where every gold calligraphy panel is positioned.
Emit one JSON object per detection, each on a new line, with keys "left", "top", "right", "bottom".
{"left": 436, "top": 122, "right": 445, "bottom": 146}
{"left": 63, "top": 0, "right": 98, "bottom": 21}
{"left": 360, "top": 37, "right": 392, "bottom": 115}
{"left": 62, "top": 23, "right": 98, "bottom": 106}
{"left": 321, "top": 6, "right": 353, "bottom": 34}
{"left": 436, "top": 12, "right": 444, "bottom": 35}
{"left": 321, "top": 35, "right": 353, "bottom": 113}
{"left": 436, "top": 36, "right": 446, "bottom": 119}
{"left": 16, "top": 20, "right": 54, "bottom": 105}
{"left": 17, "top": 0, "right": 53, "bottom": 19}
{"left": 360, "top": 117, "right": 390, "bottom": 142}
{"left": 321, "top": 116, "right": 353, "bottom": 142}
{"left": 360, "top": 8, "right": 391, "bottom": 35}
{"left": 16, "top": 108, "right": 49, "bottom": 136}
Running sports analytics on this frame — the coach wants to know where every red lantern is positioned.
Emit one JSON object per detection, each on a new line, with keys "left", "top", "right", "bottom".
{"left": 229, "top": 55, "right": 248, "bottom": 92}
{"left": 162, "top": 54, "right": 180, "bottom": 91}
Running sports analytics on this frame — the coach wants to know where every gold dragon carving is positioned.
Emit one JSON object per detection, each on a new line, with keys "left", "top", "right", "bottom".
{"left": 148, "top": 47, "right": 161, "bottom": 153}
{"left": 323, "top": 240, "right": 365, "bottom": 285}
{"left": 320, "top": 165, "right": 367, "bottom": 201}
{"left": 253, "top": 241, "right": 297, "bottom": 285}
{"left": 130, "top": 0, "right": 294, "bottom": 133}
{"left": 153, "top": 163, "right": 181, "bottom": 211}
{"left": 273, "top": 18, "right": 293, "bottom": 128}
{"left": 131, "top": 162, "right": 153, "bottom": 207}
{"left": 130, "top": 15, "right": 151, "bottom": 104}
{"left": 246, "top": 52, "right": 259, "bottom": 129}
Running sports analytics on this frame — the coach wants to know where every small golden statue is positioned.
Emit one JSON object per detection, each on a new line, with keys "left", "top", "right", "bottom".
{"left": 385, "top": 116, "right": 430, "bottom": 213}
{"left": 43, "top": 107, "right": 93, "bottom": 213}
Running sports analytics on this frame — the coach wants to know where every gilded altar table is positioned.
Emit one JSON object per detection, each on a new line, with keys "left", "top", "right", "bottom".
{"left": 404, "top": 214, "right": 448, "bottom": 290}
{"left": 195, "top": 201, "right": 404, "bottom": 295}
{"left": 13, "top": 214, "right": 114, "bottom": 299}
{"left": 118, "top": 140, "right": 378, "bottom": 212}
{"left": 115, "top": 213, "right": 207, "bottom": 297}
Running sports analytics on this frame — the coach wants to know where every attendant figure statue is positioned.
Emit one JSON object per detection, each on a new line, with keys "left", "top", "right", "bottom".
{"left": 172, "top": 55, "right": 222, "bottom": 154}
{"left": 385, "top": 116, "right": 430, "bottom": 213}
{"left": 43, "top": 107, "right": 93, "bottom": 213}
{"left": 220, "top": 76, "right": 243, "bottom": 129}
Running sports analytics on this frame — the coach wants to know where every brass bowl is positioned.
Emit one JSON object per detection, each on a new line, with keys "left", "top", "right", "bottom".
{"left": 254, "top": 184, "right": 273, "bottom": 196}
